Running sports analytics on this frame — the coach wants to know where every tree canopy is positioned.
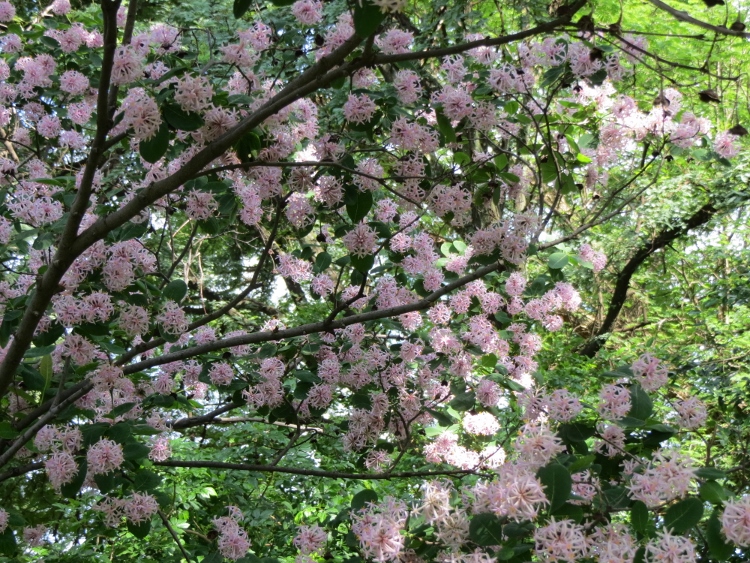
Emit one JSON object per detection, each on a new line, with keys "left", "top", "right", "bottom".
{"left": 0, "top": 0, "right": 750, "bottom": 561}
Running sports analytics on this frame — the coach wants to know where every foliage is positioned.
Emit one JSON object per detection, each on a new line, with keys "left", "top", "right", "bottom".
{"left": 0, "top": 0, "right": 749, "bottom": 561}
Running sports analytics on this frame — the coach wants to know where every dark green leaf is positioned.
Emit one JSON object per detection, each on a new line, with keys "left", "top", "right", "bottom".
{"left": 699, "top": 481, "right": 727, "bottom": 504}
{"left": 0, "top": 422, "right": 17, "bottom": 439}
{"left": 133, "top": 469, "right": 163, "bottom": 493}
{"left": 162, "top": 279, "right": 188, "bottom": 303}
{"left": 123, "top": 442, "right": 151, "bottom": 462}
{"left": 695, "top": 467, "right": 727, "bottom": 480}
{"left": 626, "top": 384, "right": 653, "bottom": 422}
{"left": 468, "top": 513, "right": 504, "bottom": 546}
{"left": 94, "top": 472, "right": 117, "bottom": 494}
{"left": 351, "top": 489, "right": 378, "bottom": 510}
{"left": 233, "top": 0, "right": 252, "bottom": 18}
{"left": 106, "top": 402, "right": 137, "bottom": 419}
{"left": 345, "top": 186, "right": 373, "bottom": 223}
{"left": 353, "top": 0, "right": 385, "bottom": 37}
{"left": 0, "top": 529, "right": 17, "bottom": 557}
{"left": 435, "top": 111, "right": 456, "bottom": 143}
{"left": 350, "top": 254, "right": 375, "bottom": 274}
{"left": 538, "top": 463, "right": 572, "bottom": 512}
{"left": 163, "top": 103, "right": 204, "bottom": 131}
{"left": 630, "top": 501, "right": 650, "bottom": 534}
{"left": 707, "top": 513, "right": 734, "bottom": 560}
{"left": 139, "top": 121, "right": 170, "bottom": 164}
{"left": 663, "top": 497, "right": 703, "bottom": 533}
{"left": 450, "top": 391, "right": 476, "bottom": 412}
{"left": 127, "top": 520, "right": 151, "bottom": 538}
{"left": 314, "top": 252, "right": 332, "bottom": 275}
{"left": 60, "top": 458, "right": 87, "bottom": 499}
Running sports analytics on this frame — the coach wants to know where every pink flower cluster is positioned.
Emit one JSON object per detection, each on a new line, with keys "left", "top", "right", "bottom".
{"left": 213, "top": 508, "right": 251, "bottom": 560}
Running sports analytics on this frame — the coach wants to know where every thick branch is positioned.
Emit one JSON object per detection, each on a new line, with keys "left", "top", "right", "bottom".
{"left": 580, "top": 202, "right": 719, "bottom": 357}
{"left": 122, "top": 262, "right": 505, "bottom": 375}
{"left": 154, "top": 459, "right": 482, "bottom": 480}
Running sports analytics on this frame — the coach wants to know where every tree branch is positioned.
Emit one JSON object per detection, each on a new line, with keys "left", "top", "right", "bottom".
{"left": 580, "top": 202, "right": 719, "bottom": 357}
{"left": 154, "top": 459, "right": 484, "bottom": 480}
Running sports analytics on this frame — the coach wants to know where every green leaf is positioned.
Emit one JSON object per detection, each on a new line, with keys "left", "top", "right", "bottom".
{"left": 163, "top": 103, "right": 204, "bottom": 131}
{"left": 548, "top": 252, "right": 569, "bottom": 269}
{"left": 353, "top": 0, "right": 385, "bottom": 37}
{"left": 350, "top": 254, "right": 375, "bottom": 274}
{"left": 133, "top": 469, "right": 163, "bottom": 493}
{"left": 538, "top": 463, "right": 572, "bottom": 512}
{"left": 0, "top": 529, "right": 17, "bottom": 557}
{"left": 139, "top": 121, "right": 170, "bottom": 164}
{"left": 426, "top": 408, "right": 455, "bottom": 427}
{"left": 127, "top": 520, "right": 151, "bottom": 539}
{"left": 706, "top": 513, "right": 734, "bottom": 560}
{"left": 351, "top": 489, "right": 378, "bottom": 510}
{"left": 625, "top": 384, "right": 653, "bottom": 423}
{"left": 345, "top": 186, "right": 373, "bottom": 223}
{"left": 94, "top": 472, "right": 117, "bottom": 494}
{"left": 630, "top": 500, "right": 650, "bottom": 534}
{"left": 699, "top": 481, "right": 727, "bottom": 504}
{"left": 106, "top": 402, "right": 137, "bottom": 419}
{"left": 663, "top": 497, "right": 704, "bottom": 533}
{"left": 233, "top": 0, "right": 252, "bottom": 17}
{"left": 0, "top": 422, "right": 17, "bottom": 439}
{"left": 60, "top": 458, "right": 87, "bottom": 499}
{"left": 558, "top": 423, "right": 595, "bottom": 443}
{"left": 695, "top": 467, "right": 727, "bottom": 480}
{"left": 162, "top": 279, "right": 188, "bottom": 303}
{"left": 435, "top": 111, "right": 457, "bottom": 143}
{"left": 450, "top": 391, "right": 475, "bottom": 412}
{"left": 123, "top": 442, "right": 151, "bottom": 462}
{"left": 314, "top": 252, "right": 332, "bottom": 275}
{"left": 468, "top": 513, "right": 504, "bottom": 546}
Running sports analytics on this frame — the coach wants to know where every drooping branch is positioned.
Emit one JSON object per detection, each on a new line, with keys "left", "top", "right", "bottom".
{"left": 647, "top": 0, "right": 750, "bottom": 38}
{"left": 579, "top": 202, "right": 720, "bottom": 357}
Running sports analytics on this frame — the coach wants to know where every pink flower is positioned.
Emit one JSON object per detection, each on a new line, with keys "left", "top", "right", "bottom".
{"left": 291, "top": 0, "right": 323, "bottom": 25}
{"left": 393, "top": 70, "right": 422, "bottom": 104}
{"left": 645, "top": 530, "right": 696, "bottom": 563}
{"left": 277, "top": 254, "right": 313, "bottom": 283}
{"left": 87, "top": 439, "right": 124, "bottom": 475}
{"left": 462, "top": 412, "right": 500, "bottom": 436}
{"left": 534, "top": 518, "right": 588, "bottom": 562}
{"left": 0, "top": 509, "right": 7, "bottom": 533}
{"left": 157, "top": 301, "right": 189, "bottom": 335}
{"left": 722, "top": 495, "right": 750, "bottom": 547}
{"left": 545, "top": 389, "right": 582, "bottom": 422}
{"left": 343, "top": 93, "right": 377, "bottom": 124}
{"left": 376, "top": 29, "right": 413, "bottom": 55}
{"left": 45, "top": 451, "right": 78, "bottom": 489}
{"left": 715, "top": 131, "right": 740, "bottom": 159}
{"left": 294, "top": 524, "right": 327, "bottom": 554}
{"left": 174, "top": 75, "right": 214, "bottom": 114}
{"left": 123, "top": 493, "right": 159, "bottom": 524}
{"left": 674, "top": 396, "right": 707, "bottom": 430}
{"left": 343, "top": 222, "right": 378, "bottom": 258}
{"left": 632, "top": 353, "right": 668, "bottom": 391}
{"left": 185, "top": 190, "right": 218, "bottom": 220}
{"left": 149, "top": 435, "right": 171, "bottom": 462}
{"left": 23, "top": 524, "right": 47, "bottom": 547}
{"left": 110, "top": 46, "right": 144, "bottom": 85}
{"left": 209, "top": 362, "right": 234, "bottom": 386}
{"left": 0, "top": 1, "right": 15, "bottom": 21}
{"left": 59, "top": 70, "right": 90, "bottom": 96}
{"left": 597, "top": 384, "right": 631, "bottom": 420}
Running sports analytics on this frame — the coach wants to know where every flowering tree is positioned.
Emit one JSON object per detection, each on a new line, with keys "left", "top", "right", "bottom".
{"left": 1, "top": 0, "right": 750, "bottom": 560}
